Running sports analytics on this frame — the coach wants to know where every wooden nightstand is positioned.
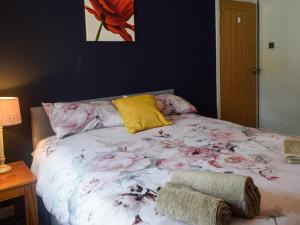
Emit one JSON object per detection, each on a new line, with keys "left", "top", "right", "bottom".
{"left": 0, "top": 161, "right": 39, "bottom": 225}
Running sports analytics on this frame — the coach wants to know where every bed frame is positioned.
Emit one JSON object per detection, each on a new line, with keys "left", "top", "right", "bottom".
{"left": 30, "top": 89, "right": 174, "bottom": 225}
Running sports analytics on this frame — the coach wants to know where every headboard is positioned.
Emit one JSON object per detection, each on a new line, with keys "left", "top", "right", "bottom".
{"left": 30, "top": 89, "right": 174, "bottom": 150}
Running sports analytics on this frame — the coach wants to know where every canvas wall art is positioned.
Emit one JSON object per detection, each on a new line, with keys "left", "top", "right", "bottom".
{"left": 84, "top": 0, "right": 135, "bottom": 42}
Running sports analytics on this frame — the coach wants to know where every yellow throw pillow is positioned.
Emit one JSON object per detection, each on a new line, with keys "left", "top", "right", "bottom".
{"left": 112, "top": 95, "right": 172, "bottom": 134}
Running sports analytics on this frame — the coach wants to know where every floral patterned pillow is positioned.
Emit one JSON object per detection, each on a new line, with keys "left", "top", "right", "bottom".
{"left": 155, "top": 94, "right": 197, "bottom": 115}
{"left": 42, "top": 101, "right": 123, "bottom": 138}
{"left": 90, "top": 101, "right": 123, "bottom": 127}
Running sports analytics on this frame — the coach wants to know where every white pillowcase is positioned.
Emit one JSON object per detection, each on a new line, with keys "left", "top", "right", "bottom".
{"left": 90, "top": 101, "right": 123, "bottom": 127}
{"left": 42, "top": 94, "right": 196, "bottom": 138}
{"left": 42, "top": 101, "right": 123, "bottom": 138}
{"left": 155, "top": 94, "right": 197, "bottom": 115}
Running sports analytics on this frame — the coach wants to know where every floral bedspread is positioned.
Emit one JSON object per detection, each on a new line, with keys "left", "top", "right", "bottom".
{"left": 31, "top": 114, "right": 300, "bottom": 225}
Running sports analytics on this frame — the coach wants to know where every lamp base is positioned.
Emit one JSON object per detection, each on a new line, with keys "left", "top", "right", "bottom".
{"left": 0, "top": 164, "right": 12, "bottom": 174}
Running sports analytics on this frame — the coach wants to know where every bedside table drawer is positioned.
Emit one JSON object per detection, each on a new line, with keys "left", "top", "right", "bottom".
{"left": 0, "top": 186, "right": 25, "bottom": 201}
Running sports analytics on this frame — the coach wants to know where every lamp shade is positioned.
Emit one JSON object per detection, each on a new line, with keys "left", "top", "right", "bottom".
{"left": 0, "top": 97, "right": 22, "bottom": 126}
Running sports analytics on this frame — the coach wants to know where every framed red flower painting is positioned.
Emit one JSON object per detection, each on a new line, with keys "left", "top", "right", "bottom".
{"left": 84, "top": 0, "right": 135, "bottom": 42}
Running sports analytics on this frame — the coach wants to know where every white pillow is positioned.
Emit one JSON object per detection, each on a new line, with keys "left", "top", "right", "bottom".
{"left": 42, "top": 101, "right": 123, "bottom": 138}
{"left": 90, "top": 101, "right": 123, "bottom": 128}
{"left": 155, "top": 94, "right": 197, "bottom": 115}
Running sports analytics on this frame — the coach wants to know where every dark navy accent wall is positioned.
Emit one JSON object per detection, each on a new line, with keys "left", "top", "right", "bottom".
{"left": 0, "top": 0, "right": 216, "bottom": 165}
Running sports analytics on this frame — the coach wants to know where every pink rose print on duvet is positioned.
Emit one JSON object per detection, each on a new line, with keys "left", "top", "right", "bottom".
{"left": 211, "top": 131, "right": 236, "bottom": 142}
{"left": 78, "top": 177, "right": 106, "bottom": 197}
{"left": 115, "top": 184, "right": 157, "bottom": 210}
{"left": 156, "top": 158, "right": 190, "bottom": 170}
{"left": 258, "top": 168, "right": 279, "bottom": 181}
{"left": 208, "top": 157, "right": 223, "bottom": 168}
{"left": 210, "top": 154, "right": 279, "bottom": 180}
{"left": 225, "top": 155, "right": 255, "bottom": 166}
{"left": 209, "top": 142, "right": 236, "bottom": 154}
{"left": 179, "top": 146, "right": 216, "bottom": 160}
{"left": 153, "top": 130, "right": 171, "bottom": 138}
{"left": 208, "top": 155, "right": 255, "bottom": 170}
{"left": 86, "top": 150, "right": 150, "bottom": 172}
{"left": 160, "top": 139, "right": 185, "bottom": 149}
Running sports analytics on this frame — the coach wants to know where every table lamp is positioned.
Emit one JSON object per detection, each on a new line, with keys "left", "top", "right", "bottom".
{"left": 0, "top": 97, "right": 22, "bottom": 174}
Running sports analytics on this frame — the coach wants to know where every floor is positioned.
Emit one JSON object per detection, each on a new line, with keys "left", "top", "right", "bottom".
{"left": 0, "top": 217, "right": 25, "bottom": 225}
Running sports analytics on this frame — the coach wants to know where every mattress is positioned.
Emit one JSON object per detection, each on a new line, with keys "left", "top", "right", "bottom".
{"left": 31, "top": 114, "right": 300, "bottom": 225}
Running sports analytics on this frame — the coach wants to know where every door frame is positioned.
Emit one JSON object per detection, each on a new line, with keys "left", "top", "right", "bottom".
{"left": 215, "top": 0, "right": 260, "bottom": 127}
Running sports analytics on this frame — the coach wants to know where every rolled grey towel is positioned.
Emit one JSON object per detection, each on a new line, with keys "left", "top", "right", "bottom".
{"left": 156, "top": 185, "right": 232, "bottom": 225}
{"left": 171, "top": 170, "right": 261, "bottom": 218}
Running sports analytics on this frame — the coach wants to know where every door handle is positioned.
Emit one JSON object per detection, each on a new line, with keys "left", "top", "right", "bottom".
{"left": 251, "top": 68, "right": 261, "bottom": 75}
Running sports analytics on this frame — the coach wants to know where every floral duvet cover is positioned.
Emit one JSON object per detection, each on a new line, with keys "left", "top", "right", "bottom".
{"left": 31, "top": 114, "right": 300, "bottom": 225}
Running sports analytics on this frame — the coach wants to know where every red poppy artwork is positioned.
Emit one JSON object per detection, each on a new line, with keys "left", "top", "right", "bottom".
{"left": 84, "top": 0, "right": 135, "bottom": 42}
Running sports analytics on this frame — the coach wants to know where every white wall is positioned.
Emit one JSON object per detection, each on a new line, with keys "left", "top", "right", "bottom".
{"left": 259, "top": 0, "right": 300, "bottom": 135}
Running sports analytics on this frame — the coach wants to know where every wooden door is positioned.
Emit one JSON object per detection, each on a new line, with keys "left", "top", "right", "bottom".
{"left": 220, "top": 0, "right": 257, "bottom": 127}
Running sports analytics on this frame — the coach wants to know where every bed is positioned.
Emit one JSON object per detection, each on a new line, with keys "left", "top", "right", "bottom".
{"left": 30, "top": 90, "right": 300, "bottom": 225}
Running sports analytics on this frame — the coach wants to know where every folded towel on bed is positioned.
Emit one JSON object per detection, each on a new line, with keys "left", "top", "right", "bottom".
{"left": 286, "top": 158, "right": 300, "bottom": 164}
{"left": 170, "top": 170, "right": 261, "bottom": 218}
{"left": 284, "top": 137, "right": 300, "bottom": 156}
{"left": 156, "top": 184, "right": 232, "bottom": 225}
{"left": 285, "top": 156, "right": 300, "bottom": 164}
